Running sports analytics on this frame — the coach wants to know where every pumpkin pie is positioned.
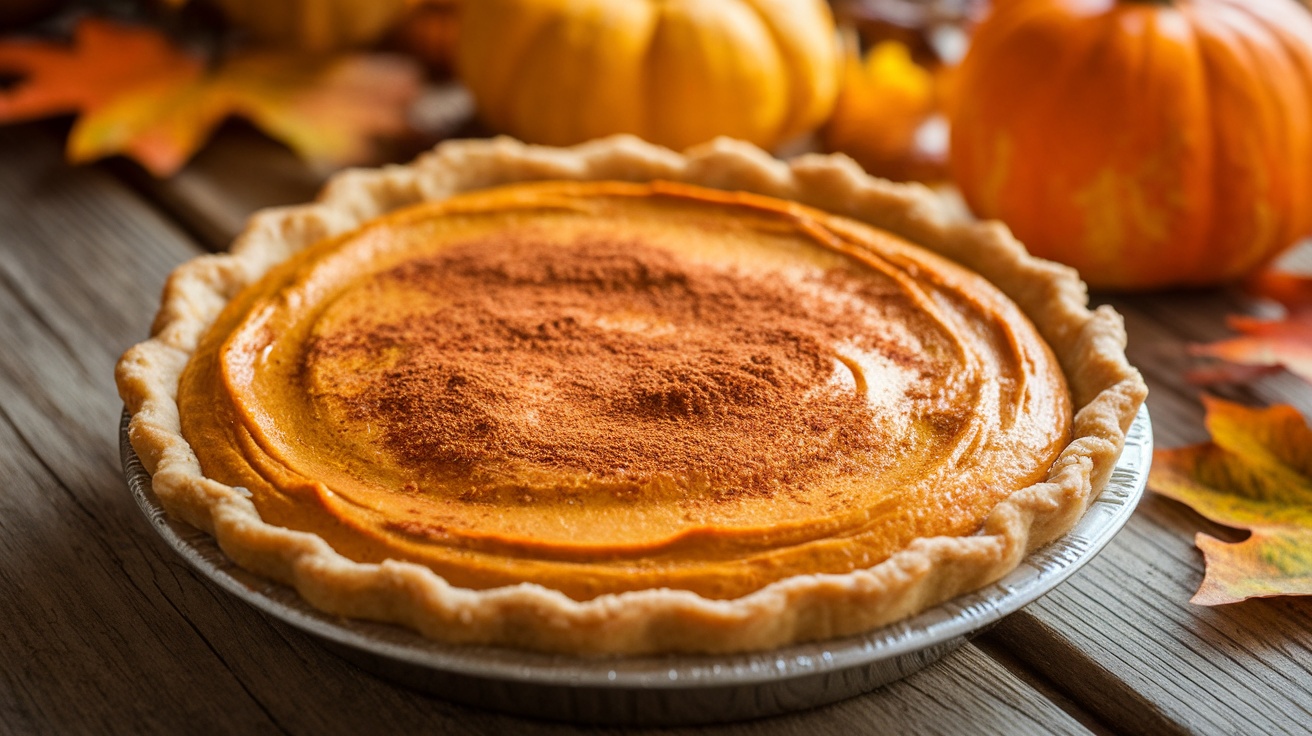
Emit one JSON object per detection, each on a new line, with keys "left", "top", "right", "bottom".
{"left": 117, "top": 136, "right": 1146, "bottom": 655}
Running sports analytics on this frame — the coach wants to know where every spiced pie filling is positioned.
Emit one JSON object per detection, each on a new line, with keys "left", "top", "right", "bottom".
{"left": 177, "top": 180, "right": 1072, "bottom": 601}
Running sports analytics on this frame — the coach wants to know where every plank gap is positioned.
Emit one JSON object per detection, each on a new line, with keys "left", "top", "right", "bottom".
{"left": 0, "top": 119, "right": 1097, "bottom": 736}
{"left": 979, "top": 612, "right": 1189, "bottom": 736}
{"left": 973, "top": 628, "right": 1116, "bottom": 736}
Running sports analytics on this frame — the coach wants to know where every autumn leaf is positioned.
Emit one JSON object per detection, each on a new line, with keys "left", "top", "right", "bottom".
{"left": 0, "top": 18, "right": 421, "bottom": 176}
{"left": 821, "top": 38, "right": 947, "bottom": 184}
{"left": 0, "top": 18, "right": 204, "bottom": 127}
{"left": 1190, "top": 270, "right": 1312, "bottom": 386}
{"left": 1150, "top": 396, "right": 1312, "bottom": 604}
{"left": 209, "top": 52, "right": 421, "bottom": 169}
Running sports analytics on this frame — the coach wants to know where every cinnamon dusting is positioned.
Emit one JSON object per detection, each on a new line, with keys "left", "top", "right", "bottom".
{"left": 304, "top": 236, "right": 935, "bottom": 498}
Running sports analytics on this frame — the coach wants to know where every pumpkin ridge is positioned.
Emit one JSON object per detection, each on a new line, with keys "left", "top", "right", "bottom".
{"left": 736, "top": 0, "right": 797, "bottom": 143}
{"left": 955, "top": 3, "right": 1088, "bottom": 241}
{"left": 457, "top": 0, "right": 554, "bottom": 133}
{"left": 736, "top": 0, "right": 839, "bottom": 145}
{"left": 1189, "top": 11, "right": 1221, "bottom": 287}
{"left": 1015, "top": 8, "right": 1119, "bottom": 273}
{"left": 949, "top": 0, "right": 1312, "bottom": 290}
{"left": 1144, "top": 4, "right": 1214, "bottom": 286}
{"left": 1232, "top": 10, "right": 1304, "bottom": 276}
{"left": 506, "top": 15, "right": 579, "bottom": 146}
{"left": 1193, "top": 5, "right": 1284, "bottom": 284}
{"left": 1236, "top": 2, "right": 1312, "bottom": 260}
{"left": 1065, "top": 6, "right": 1153, "bottom": 283}
{"left": 459, "top": 0, "right": 837, "bottom": 151}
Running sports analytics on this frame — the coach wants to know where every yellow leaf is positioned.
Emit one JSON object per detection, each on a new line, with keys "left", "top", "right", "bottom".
{"left": 69, "top": 73, "right": 226, "bottom": 176}
{"left": 1149, "top": 397, "right": 1312, "bottom": 604}
{"left": 0, "top": 18, "right": 421, "bottom": 177}
{"left": 0, "top": 19, "right": 203, "bottom": 122}
{"left": 218, "top": 52, "right": 421, "bottom": 167}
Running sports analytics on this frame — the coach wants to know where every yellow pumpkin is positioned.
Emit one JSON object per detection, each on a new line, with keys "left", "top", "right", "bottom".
{"left": 457, "top": 0, "right": 841, "bottom": 150}
{"left": 949, "top": 0, "right": 1312, "bottom": 291}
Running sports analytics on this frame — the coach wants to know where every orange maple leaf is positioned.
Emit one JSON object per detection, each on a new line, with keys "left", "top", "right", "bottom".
{"left": 0, "top": 18, "right": 421, "bottom": 176}
{"left": 1190, "top": 270, "right": 1312, "bottom": 386}
{"left": 1150, "top": 397, "right": 1312, "bottom": 605}
{"left": 821, "top": 38, "right": 948, "bottom": 184}
{"left": 0, "top": 18, "right": 202, "bottom": 120}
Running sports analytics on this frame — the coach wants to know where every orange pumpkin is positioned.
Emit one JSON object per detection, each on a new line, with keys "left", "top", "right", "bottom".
{"left": 949, "top": 0, "right": 1312, "bottom": 291}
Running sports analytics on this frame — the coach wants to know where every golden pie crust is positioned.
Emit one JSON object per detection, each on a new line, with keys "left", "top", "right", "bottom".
{"left": 117, "top": 136, "right": 1146, "bottom": 655}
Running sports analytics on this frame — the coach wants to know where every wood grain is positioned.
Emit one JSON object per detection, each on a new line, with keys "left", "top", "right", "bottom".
{"left": 0, "top": 124, "right": 1095, "bottom": 734}
{"left": 119, "top": 123, "right": 1312, "bottom": 735}
{"left": 979, "top": 288, "right": 1312, "bottom": 736}
{"left": 92, "top": 119, "right": 1312, "bottom": 735}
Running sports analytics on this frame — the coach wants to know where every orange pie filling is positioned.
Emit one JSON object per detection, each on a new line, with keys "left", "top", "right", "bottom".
{"left": 178, "top": 181, "right": 1073, "bottom": 601}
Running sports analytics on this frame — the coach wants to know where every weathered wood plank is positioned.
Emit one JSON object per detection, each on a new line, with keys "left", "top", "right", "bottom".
{"left": 976, "top": 286, "right": 1312, "bottom": 736}
{"left": 106, "top": 123, "right": 324, "bottom": 252}
{"left": 105, "top": 117, "right": 1312, "bottom": 735}
{"left": 121, "top": 120, "right": 1312, "bottom": 735}
{"left": 0, "top": 124, "right": 1091, "bottom": 734}
{"left": 0, "top": 124, "right": 285, "bottom": 735}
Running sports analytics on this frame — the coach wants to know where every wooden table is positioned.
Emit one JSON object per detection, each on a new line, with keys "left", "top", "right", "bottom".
{"left": 3, "top": 120, "right": 1311, "bottom": 735}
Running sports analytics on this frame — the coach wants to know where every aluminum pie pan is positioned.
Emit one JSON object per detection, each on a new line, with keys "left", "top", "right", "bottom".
{"left": 121, "top": 405, "right": 1151, "bottom": 726}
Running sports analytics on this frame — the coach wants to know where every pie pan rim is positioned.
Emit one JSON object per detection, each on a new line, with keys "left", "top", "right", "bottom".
{"left": 115, "top": 134, "right": 1149, "bottom": 655}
